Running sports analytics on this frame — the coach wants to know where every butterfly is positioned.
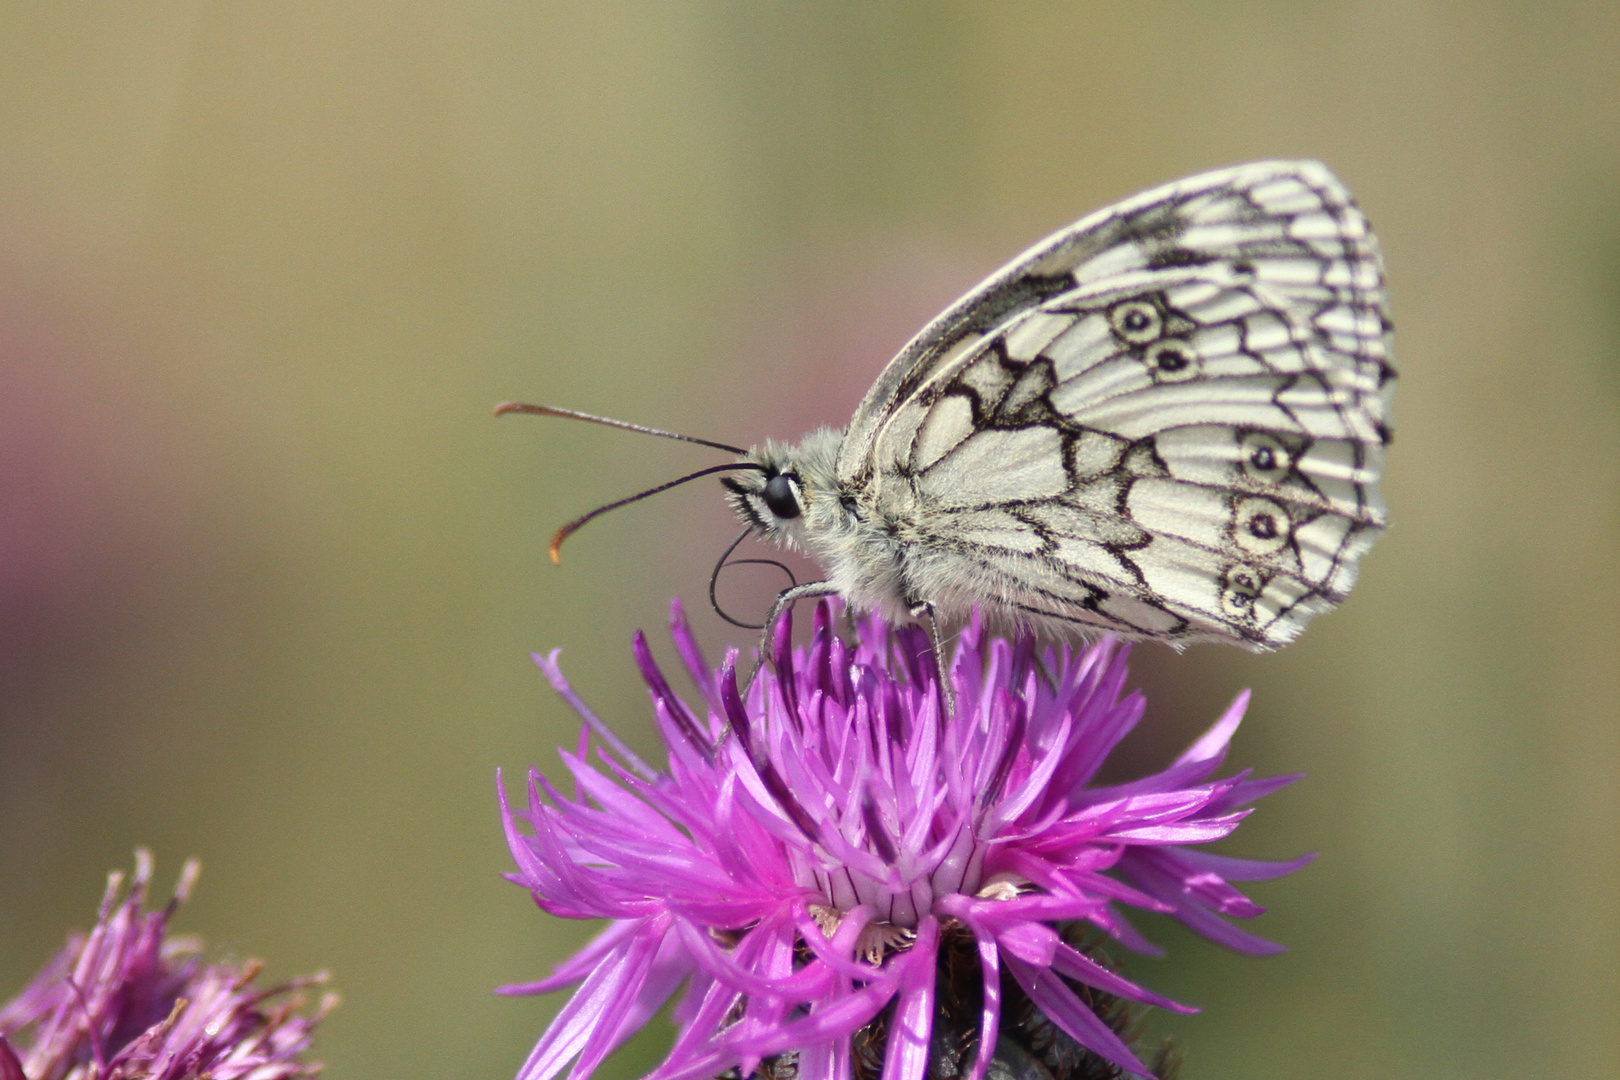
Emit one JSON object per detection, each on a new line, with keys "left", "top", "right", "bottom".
{"left": 503, "top": 160, "right": 1393, "bottom": 654}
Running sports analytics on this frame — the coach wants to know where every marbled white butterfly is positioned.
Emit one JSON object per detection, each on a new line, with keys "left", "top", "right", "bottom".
{"left": 504, "top": 160, "right": 1393, "bottom": 652}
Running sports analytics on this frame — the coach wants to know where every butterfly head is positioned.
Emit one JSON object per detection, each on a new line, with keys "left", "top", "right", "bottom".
{"left": 723, "top": 428, "right": 844, "bottom": 548}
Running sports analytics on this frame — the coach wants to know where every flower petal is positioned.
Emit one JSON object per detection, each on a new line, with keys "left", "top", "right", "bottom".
{"left": 518, "top": 916, "right": 669, "bottom": 1080}
{"left": 878, "top": 917, "right": 941, "bottom": 1080}
{"left": 508, "top": 603, "right": 1312, "bottom": 1080}
{"left": 1004, "top": 956, "right": 1153, "bottom": 1078}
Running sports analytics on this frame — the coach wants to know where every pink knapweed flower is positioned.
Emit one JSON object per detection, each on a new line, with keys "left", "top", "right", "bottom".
{"left": 0, "top": 851, "right": 335, "bottom": 1080}
{"left": 501, "top": 601, "right": 1310, "bottom": 1080}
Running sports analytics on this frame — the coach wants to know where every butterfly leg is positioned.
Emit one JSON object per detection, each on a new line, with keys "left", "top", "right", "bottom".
{"left": 746, "top": 581, "right": 841, "bottom": 692}
{"left": 908, "top": 601, "right": 956, "bottom": 719}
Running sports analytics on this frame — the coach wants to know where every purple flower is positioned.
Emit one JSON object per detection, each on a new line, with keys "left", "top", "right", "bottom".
{"left": 501, "top": 601, "right": 1311, "bottom": 1080}
{"left": 0, "top": 851, "right": 335, "bottom": 1080}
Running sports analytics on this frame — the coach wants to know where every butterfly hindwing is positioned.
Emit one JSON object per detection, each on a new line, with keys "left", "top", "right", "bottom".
{"left": 846, "top": 160, "right": 1392, "bottom": 647}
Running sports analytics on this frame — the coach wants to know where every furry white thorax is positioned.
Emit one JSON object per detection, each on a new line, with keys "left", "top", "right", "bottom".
{"left": 730, "top": 428, "right": 1047, "bottom": 632}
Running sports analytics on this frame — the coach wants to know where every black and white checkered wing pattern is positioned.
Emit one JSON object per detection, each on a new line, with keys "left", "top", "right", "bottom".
{"left": 846, "top": 160, "right": 1393, "bottom": 647}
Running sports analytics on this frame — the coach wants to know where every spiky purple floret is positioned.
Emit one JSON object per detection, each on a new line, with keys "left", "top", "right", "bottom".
{"left": 502, "top": 601, "right": 1312, "bottom": 1080}
{"left": 0, "top": 851, "right": 335, "bottom": 1080}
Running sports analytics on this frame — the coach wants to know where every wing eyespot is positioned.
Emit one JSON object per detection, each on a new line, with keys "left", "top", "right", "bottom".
{"left": 1143, "top": 339, "right": 1200, "bottom": 382}
{"left": 1220, "top": 564, "right": 1266, "bottom": 619}
{"left": 1238, "top": 431, "right": 1294, "bottom": 483}
{"left": 1109, "top": 300, "right": 1163, "bottom": 344}
{"left": 1233, "top": 496, "right": 1291, "bottom": 556}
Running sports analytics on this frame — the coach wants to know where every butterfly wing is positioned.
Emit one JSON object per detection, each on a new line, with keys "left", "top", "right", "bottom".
{"left": 842, "top": 160, "right": 1393, "bottom": 647}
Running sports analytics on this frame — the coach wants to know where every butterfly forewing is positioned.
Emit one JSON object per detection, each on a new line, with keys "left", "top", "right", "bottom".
{"left": 842, "top": 160, "right": 1393, "bottom": 648}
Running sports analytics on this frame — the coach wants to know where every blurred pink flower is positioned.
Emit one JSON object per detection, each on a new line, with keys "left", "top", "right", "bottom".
{"left": 0, "top": 851, "right": 335, "bottom": 1080}
{"left": 501, "top": 601, "right": 1310, "bottom": 1080}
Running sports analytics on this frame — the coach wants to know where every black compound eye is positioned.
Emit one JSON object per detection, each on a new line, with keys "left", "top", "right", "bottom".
{"left": 762, "top": 473, "right": 802, "bottom": 519}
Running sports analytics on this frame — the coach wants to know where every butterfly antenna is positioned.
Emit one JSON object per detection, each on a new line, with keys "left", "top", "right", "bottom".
{"left": 549, "top": 462, "right": 768, "bottom": 564}
{"left": 494, "top": 402, "right": 746, "bottom": 455}
{"left": 709, "top": 527, "right": 798, "bottom": 629}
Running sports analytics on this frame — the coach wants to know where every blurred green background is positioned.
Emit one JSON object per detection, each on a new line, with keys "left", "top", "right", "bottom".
{"left": 1, "top": 3, "right": 1616, "bottom": 1078}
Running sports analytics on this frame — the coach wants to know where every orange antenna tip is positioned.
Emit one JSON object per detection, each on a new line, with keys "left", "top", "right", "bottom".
{"left": 539, "top": 462, "right": 766, "bottom": 569}
{"left": 548, "top": 521, "right": 576, "bottom": 565}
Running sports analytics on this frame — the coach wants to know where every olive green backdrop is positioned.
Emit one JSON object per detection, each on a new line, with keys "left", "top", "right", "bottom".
{"left": 1, "top": 4, "right": 1616, "bottom": 1079}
